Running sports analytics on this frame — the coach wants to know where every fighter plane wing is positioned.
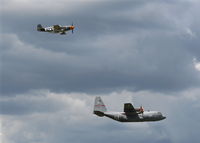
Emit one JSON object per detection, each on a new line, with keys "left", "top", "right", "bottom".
{"left": 53, "top": 25, "right": 61, "bottom": 31}
{"left": 124, "top": 103, "right": 137, "bottom": 113}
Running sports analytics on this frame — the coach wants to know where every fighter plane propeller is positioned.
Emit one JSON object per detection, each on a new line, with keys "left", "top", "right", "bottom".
{"left": 37, "top": 23, "right": 75, "bottom": 35}
{"left": 71, "top": 23, "right": 74, "bottom": 34}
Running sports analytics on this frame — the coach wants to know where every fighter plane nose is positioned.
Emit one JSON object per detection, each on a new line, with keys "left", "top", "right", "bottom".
{"left": 70, "top": 26, "right": 75, "bottom": 30}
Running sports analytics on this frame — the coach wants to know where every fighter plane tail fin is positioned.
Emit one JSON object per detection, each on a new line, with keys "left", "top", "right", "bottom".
{"left": 37, "top": 24, "right": 45, "bottom": 32}
{"left": 93, "top": 97, "right": 107, "bottom": 117}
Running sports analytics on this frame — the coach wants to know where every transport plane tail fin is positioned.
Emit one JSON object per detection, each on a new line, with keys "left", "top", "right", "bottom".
{"left": 93, "top": 97, "right": 107, "bottom": 117}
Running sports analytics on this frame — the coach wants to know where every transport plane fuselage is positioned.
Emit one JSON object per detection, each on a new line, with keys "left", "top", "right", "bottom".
{"left": 101, "top": 111, "right": 166, "bottom": 122}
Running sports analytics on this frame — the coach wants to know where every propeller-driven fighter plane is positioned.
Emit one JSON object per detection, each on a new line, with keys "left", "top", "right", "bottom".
{"left": 37, "top": 24, "right": 75, "bottom": 35}
{"left": 93, "top": 97, "right": 166, "bottom": 122}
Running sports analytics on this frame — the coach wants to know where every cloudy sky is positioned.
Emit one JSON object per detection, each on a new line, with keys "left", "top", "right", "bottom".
{"left": 1, "top": 0, "right": 200, "bottom": 143}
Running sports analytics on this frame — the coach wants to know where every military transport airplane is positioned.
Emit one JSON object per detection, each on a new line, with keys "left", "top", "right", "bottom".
{"left": 37, "top": 23, "right": 75, "bottom": 35}
{"left": 93, "top": 97, "right": 166, "bottom": 122}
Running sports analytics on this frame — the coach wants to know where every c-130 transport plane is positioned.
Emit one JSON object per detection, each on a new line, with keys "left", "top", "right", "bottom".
{"left": 93, "top": 97, "right": 166, "bottom": 122}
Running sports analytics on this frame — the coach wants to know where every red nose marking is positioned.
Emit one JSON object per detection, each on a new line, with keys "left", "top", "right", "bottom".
{"left": 70, "top": 26, "right": 75, "bottom": 30}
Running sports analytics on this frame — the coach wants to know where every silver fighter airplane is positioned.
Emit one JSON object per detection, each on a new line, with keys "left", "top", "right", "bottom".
{"left": 37, "top": 23, "right": 75, "bottom": 35}
{"left": 93, "top": 97, "right": 166, "bottom": 122}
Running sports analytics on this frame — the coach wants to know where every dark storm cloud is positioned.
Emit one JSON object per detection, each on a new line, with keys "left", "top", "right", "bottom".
{"left": 2, "top": 0, "right": 200, "bottom": 95}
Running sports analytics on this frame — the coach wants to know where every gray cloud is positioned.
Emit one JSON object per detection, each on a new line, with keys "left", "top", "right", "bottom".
{"left": 2, "top": 29, "right": 200, "bottom": 94}
{"left": 1, "top": 90, "right": 200, "bottom": 143}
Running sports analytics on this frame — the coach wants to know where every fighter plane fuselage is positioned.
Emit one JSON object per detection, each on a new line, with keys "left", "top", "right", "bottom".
{"left": 44, "top": 26, "right": 70, "bottom": 33}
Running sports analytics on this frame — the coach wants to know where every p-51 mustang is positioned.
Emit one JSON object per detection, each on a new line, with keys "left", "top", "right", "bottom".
{"left": 37, "top": 24, "right": 75, "bottom": 35}
{"left": 93, "top": 97, "right": 166, "bottom": 122}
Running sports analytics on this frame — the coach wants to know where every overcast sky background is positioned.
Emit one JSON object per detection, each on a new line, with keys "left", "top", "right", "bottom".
{"left": 1, "top": 0, "right": 200, "bottom": 143}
